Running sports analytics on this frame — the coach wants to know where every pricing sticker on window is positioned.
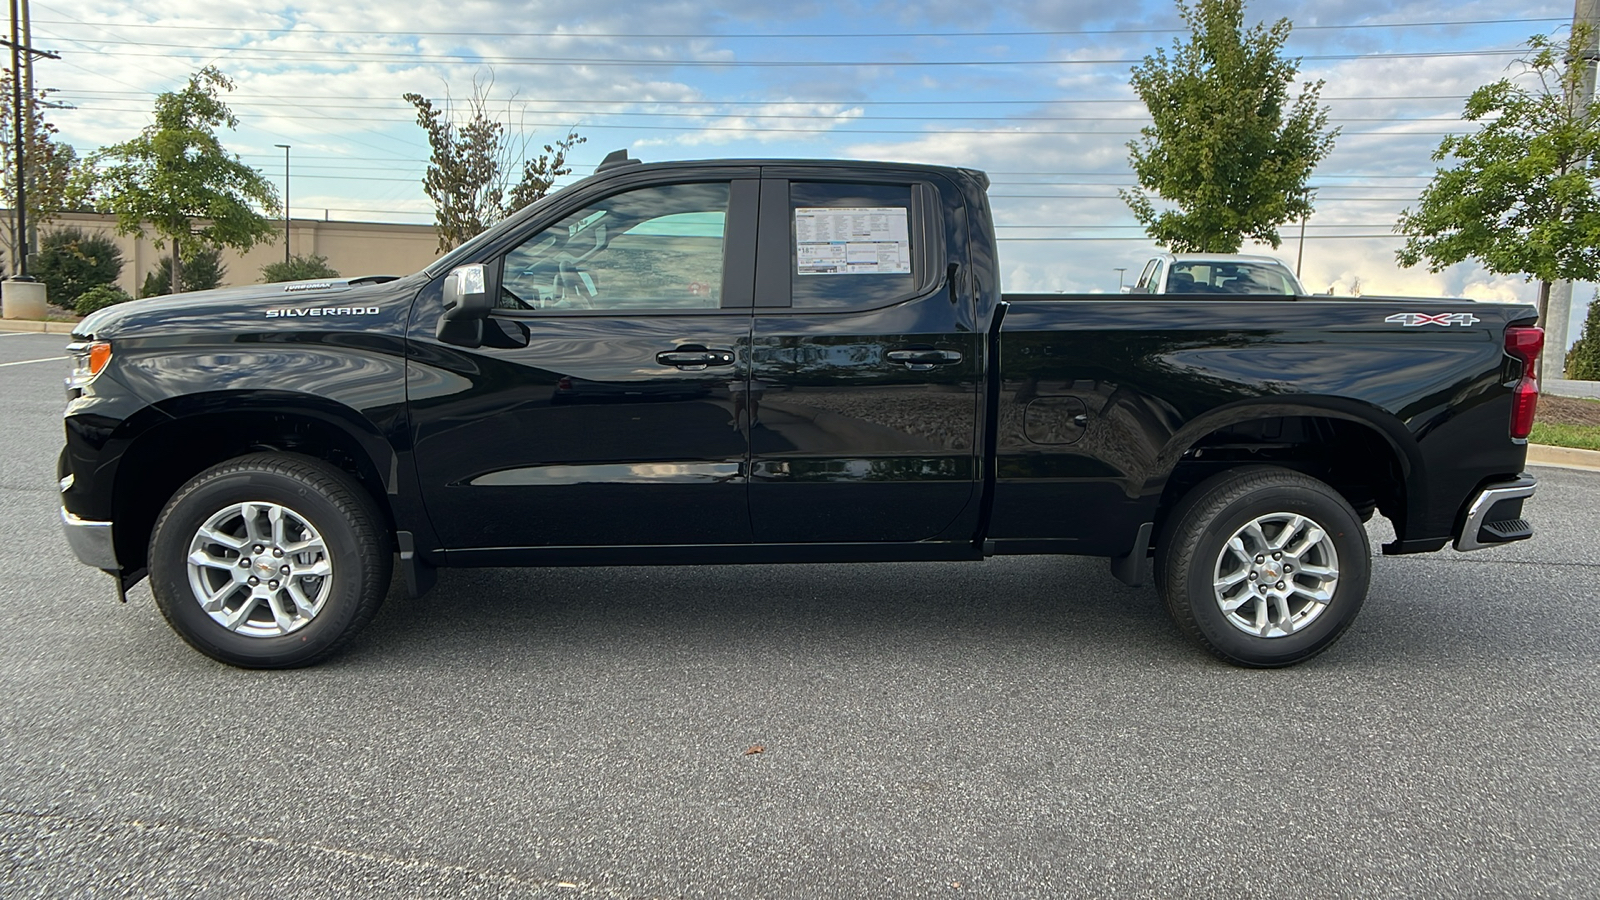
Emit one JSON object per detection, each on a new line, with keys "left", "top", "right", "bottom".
{"left": 795, "top": 207, "right": 912, "bottom": 275}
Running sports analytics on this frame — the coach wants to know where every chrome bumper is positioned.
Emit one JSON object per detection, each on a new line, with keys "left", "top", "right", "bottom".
{"left": 1453, "top": 475, "right": 1538, "bottom": 552}
{"left": 61, "top": 506, "right": 119, "bottom": 570}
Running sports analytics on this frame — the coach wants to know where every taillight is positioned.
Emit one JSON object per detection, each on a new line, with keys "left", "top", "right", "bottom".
{"left": 1504, "top": 325, "right": 1543, "bottom": 440}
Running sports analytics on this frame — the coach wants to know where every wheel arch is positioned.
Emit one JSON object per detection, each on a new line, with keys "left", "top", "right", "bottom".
{"left": 1145, "top": 396, "right": 1422, "bottom": 546}
{"left": 108, "top": 390, "right": 402, "bottom": 574}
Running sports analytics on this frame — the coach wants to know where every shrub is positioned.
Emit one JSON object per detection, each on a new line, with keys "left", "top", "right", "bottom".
{"left": 141, "top": 247, "right": 226, "bottom": 297}
{"left": 33, "top": 228, "right": 124, "bottom": 309}
{"left": 75, "top": 284, "right": 135, "bottom": 316}
{"left": 1567, "top": 291, "right": 1600, "bottom": 381}
{"left": 260, "top": 254, "right": 340, "bottom": 283}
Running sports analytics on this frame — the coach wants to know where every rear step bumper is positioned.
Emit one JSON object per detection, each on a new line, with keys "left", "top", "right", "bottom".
{"left": 1454, "top": 474, "right": 1538, "bottom": 552}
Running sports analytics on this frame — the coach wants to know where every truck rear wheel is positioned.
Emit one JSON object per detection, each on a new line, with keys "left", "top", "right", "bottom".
{"left": 148, "top": 453, "right": 390, "bottom": 668}
{"left": 1156, "top": 466, "right": 1370, "bottom": 667}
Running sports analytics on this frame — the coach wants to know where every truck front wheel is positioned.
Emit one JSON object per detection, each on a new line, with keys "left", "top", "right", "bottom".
{"left": 148, "top": 453, "right": 391, "bottom": 668}
{"left": 1156, "top": 466, "right": 1370, "bottom": 667}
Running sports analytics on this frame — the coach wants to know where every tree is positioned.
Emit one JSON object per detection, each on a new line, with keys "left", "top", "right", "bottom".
{"left": 405, "top": 75, "right": 584, "bottom": 252}
{"left": 261, "top": 254, "right": 340, "bottom": 283}
{"left": 32, "top": 227, "right": 123, "bottom": 309}
{"left": 1120, "top": 0, "right": 1337, "bottom": 252}
{"left": 1396, "top": 27, "right": 1600, "bottom": 343}
{"left": 75, "top": 66, "right": 277, "bottom": 295}
{"left": 141, "top": 248, "right": 225, "bottom": 297}
{"left": 1567, "top": 292, "right": 1600, "bottom": 381}
{"left": 1, "top": 67, "right": 77, "bottom": 275}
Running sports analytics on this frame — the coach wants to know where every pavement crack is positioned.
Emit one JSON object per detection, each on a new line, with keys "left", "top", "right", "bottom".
{"left": 1377, "top": 557, "right": 1598, "bottom": 568}
{"left": 1, "top": 808, "right": 624, "bottom": 896}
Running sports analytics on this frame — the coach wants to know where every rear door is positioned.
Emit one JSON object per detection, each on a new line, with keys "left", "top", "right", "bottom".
{"left": 745, "top": 168, "right": 981, "bottom": 543}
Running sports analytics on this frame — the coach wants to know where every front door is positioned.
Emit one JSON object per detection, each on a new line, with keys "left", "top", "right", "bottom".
{"left": 409, "top": 176, "right": 758, "bottom": 549}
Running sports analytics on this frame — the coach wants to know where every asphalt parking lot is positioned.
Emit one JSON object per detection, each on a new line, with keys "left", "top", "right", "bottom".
{"left": 2, "top": 330, "right": 1596, "bottom": 898}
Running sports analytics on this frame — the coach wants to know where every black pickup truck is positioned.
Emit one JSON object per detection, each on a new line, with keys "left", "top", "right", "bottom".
{"left": 59, "top": 151, "right": 1543, "bottom": 669}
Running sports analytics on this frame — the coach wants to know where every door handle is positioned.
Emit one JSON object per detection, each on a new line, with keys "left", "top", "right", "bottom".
{"left": 886, "top": 348, "right": 963, "bottom": 371}
{"left": 656, "top": 347, "right": 735, "bottom": 370}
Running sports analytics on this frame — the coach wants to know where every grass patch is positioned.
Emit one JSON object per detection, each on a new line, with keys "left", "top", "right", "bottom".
{"left": 1530, "top": 422, "right": 1600, "bottom": 451}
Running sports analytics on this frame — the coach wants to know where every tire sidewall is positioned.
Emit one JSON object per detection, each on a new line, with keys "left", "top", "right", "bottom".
{"left": 150, "top": 466, "right": 370, "bottom": 668}
{"left": 1180, "top": 479, "right": 1370, "bottom": 667}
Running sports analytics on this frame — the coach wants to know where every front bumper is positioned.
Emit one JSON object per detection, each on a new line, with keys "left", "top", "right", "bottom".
{"left": 1453, "top": 474, "right": 1537, "bottom": 552}
{"left": 61, "top": 506, "right": 118, "bottom": 570}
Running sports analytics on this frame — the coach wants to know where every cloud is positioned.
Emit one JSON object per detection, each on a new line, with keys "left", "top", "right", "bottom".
{"left": 30, "top": 0, "right": 1575, "bottom": 315}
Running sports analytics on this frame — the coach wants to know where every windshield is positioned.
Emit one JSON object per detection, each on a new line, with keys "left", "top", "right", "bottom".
{"left": 1168, "top": 262, "right": 1299, "bottom": 295}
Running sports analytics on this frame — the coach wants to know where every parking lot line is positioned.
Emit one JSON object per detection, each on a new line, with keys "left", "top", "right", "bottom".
{"left": 0, "top": 356, "right": 65, "bottom": 368}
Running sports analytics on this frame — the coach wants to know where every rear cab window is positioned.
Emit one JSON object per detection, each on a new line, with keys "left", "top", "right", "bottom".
{"left": 787, "top": 181, "right": 924, "bottom": 310}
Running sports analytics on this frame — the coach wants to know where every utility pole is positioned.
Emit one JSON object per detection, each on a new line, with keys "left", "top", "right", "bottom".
{"left": 1550, "top": 0, "right": 1600, "bottom": 378}
{"left": 19, "top": 0, "right": 30, "bottom": 263}
{"left": 275, "top": 143, "right": 291, "bottom": 265}
{"left": 7, "top": 0, "right": 26, "bottom": 278}
{"left": 3, "top": 0, "right": 54, "bottom": 280}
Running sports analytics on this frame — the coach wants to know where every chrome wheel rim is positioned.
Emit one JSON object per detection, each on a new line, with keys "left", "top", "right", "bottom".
{"left": 185, "top": 502, "right": 334, "bottom": 638}
{"left": 1212, "top": 512, "right": 1339, "bottom": 638}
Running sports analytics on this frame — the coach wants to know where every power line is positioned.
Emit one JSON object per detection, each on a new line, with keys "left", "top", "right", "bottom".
{"left": 59, "top": 89, "right": 1484, "bottom": 105}
{"left": 999, "top": 234, "right": 1405, "bottom": 241}
{"left": 54, "top": 107, "right": 1481, "bottom": 137}
{"left": 27, "top": 14, "right": 1564, "bottom": 39}
{"left": 34, "top": 33, "right": 1529, "bottom": 66}
{"left": 55, "top": 99, "right": 1477, "bottom": 124}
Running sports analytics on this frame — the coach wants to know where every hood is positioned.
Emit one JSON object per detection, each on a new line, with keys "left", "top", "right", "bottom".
{"left": 74, "top": 274, "right": 414, "bottom": 339}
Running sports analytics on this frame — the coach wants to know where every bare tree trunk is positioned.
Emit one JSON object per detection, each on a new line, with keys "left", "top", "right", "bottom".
{"left": 170, "top": 237, "right": 182, "bottom": 295}
{"left": 1537, "top": 279, "right": 1552, "bottom": 379}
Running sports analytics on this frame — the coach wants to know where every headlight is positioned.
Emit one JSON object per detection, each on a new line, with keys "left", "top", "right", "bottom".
{"left": 65, "top": 340, "right": 112, "bottom": 396}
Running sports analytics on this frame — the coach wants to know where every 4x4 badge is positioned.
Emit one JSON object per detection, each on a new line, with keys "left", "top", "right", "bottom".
{"left": 1385, "top": 312, "right": 1480, "bottom": 327}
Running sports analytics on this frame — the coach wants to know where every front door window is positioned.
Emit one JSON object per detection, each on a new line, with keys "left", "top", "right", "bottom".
{"left": 499, "top": 182, "right": 731, "bottom": 312}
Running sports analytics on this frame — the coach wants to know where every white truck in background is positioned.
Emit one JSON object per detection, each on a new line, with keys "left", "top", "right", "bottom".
{"left": 1125, "top": 252, "right": 1306, "bottom": 296}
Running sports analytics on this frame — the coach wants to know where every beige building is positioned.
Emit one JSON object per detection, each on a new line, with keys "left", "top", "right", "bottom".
{"left": 25, "top": 211, "right": 443, "bottom": 296}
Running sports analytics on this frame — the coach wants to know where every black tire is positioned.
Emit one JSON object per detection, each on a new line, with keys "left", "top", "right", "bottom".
{"left": 148, "top": 453, "right": 391, "bottom": 668}
{"left": 1156, "top": 466, "right": 1370, "bottom": 668}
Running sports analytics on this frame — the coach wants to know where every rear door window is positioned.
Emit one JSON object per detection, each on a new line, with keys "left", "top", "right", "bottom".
{"left": 787, "top": 182, "right": 920, "bottom": 310}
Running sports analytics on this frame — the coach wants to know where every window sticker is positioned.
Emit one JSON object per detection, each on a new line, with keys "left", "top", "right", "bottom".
{"left": 795, "top": 207, "right": 911, "bottom": 275}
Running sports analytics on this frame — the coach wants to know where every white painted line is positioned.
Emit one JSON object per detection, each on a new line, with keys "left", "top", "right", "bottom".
{"left": 0, "top": 331, "right": 48, "bottom": 337}
{"left": 0, "top": 356, "right": 66, "bottom": 368}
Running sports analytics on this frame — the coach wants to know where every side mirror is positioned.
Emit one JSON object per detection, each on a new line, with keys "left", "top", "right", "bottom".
{"left": 438, "top": 264, "right": 492, "bottom": 347}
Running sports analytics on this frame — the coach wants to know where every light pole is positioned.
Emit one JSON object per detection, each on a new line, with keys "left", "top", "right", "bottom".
{"left": 1296, "top": 188, "right": 1310, "bottom": 279}
{"left": 1114, "top": 267, "right": 1127, "bottom": 291}
{"left": 274, "top": 143, "right": 290, "bottom": 265}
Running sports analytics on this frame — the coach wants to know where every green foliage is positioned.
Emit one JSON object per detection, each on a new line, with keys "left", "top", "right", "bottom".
{"left": 405, "top": 74, "right": 584, "bottom": 252}
{"left": 74, "top": 283, "right": 134, "bottom": 316}
{"left": 74, "top": 66, "right": 278, "bottom": 294}
{"left": 1, "top": 67, "right": 79, "bottom": 273}
{"left": 33, "top": 228, "right": 124, "bottom": 309}
{"left": 1567, "top": 293, "right": 1600, "bottom": 381}
{"left": 141, "top": 247, "right": 225, "bottom": 297}
{"left": 1528, "top": 422, "right": 1600, "bottom": 451}
{"left": 1120, "top": 0, "right": 1337, "bottom": 252}
{"left": 1396, "top": 28, "right": 1600, "bottom": 293}
{"left": 260, "top": 254, "right": 340, "bottom": 283}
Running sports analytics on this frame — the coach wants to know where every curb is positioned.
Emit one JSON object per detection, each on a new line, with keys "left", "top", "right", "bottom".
{"left": 1527, "top": 443, "right": 1600, "bottom": 472}
{"left": 0, "top": 319, "right": 78, "bottom": 334}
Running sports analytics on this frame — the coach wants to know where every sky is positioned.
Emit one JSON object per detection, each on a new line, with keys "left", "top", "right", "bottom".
{"left": 16, "top": 0, "right": 1596, "bottom": 347}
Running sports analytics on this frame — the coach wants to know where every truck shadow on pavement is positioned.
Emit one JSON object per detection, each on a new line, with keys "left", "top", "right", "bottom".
{"left": 341, "top": 555, "right": 1196, "bottom": 668}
